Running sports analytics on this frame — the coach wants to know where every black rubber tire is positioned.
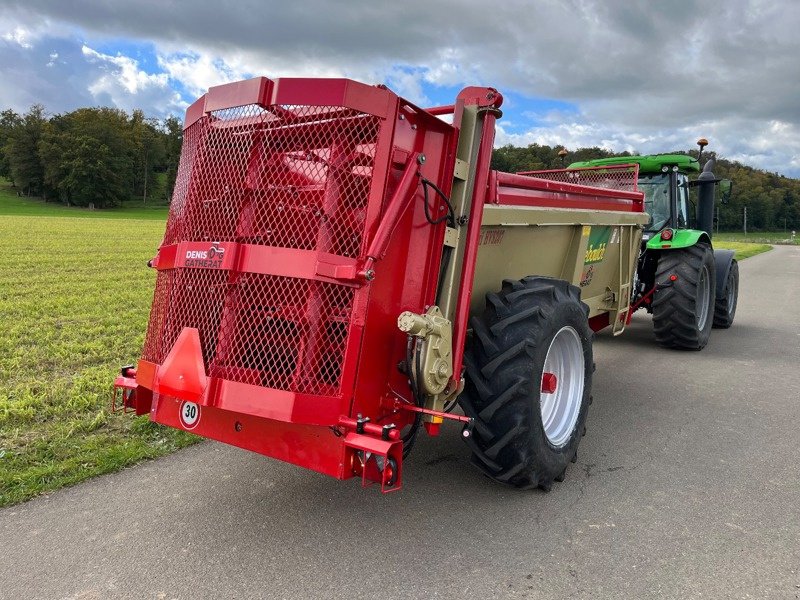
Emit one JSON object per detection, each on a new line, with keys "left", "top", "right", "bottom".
{"left": 458, "top": 276, "right": 593, "bottom": 490}
{"left": 652, "top": 244, "right": 716, "bottom": 350}
{"left": 713, "top": 260, "right": 739, "bottom": 328}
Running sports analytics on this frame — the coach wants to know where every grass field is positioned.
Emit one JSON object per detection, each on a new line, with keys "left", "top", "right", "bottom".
{"left": 715, "top": 230, "right": 797, "bottom": 245}
{"left": 0, "top": 210, "right": 197, "bottom": 507}
{"left": 713, "top": 240, "right": 773, "bottom": 260}
{"left": 0, "top": 180, "right": 169, "bottom": 220}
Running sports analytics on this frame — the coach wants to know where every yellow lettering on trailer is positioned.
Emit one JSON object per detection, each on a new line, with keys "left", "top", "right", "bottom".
{"left": 584, "top": 242, "right": 607, "bottom": 264}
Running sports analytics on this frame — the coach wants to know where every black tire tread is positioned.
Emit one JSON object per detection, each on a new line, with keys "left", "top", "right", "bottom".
{"left": 651, "top": 244, "right": 716, "bottom": 349}
{"left": 713, "top": 260, "right": 739, "bottom": 328}
{"left": 459, "top": 276, "right": 592, "bottom": 490}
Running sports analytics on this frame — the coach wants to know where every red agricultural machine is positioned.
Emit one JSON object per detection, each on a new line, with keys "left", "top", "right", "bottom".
{"left": 114, "top": 76, "right": 649, "bottom": 492}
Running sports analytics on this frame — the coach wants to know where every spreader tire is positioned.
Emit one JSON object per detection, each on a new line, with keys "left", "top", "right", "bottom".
{"left": 713, "top": 260, "right": 739, "bottom": 328}
{"left": 459, "top": 276, "right": 592, "bottom": 490}
{"left": 652, "top": 244, "right": 716, "bottom": 350}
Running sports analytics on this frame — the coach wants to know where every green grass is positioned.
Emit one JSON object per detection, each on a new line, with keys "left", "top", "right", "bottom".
{"left": 0, "top": 215, "right": 197, "bottom": 507}
{"left": 713, "top": 240, "right": 773, "bottom": 260}
{"left": 0, "top": 180, "right": 169, "bottom": 220}
{"left": 715, "top": 230, "right": 798, "bottom": 245}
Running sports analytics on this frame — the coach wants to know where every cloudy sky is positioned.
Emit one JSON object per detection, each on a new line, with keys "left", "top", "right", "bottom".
{"left": 2, "top": 0, "right": 799, "bottom": 175}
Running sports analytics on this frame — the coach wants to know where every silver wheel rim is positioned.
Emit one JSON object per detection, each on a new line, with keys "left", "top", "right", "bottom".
{"left": 697, "top": 264, "right": 711, "bottom": 330}
{"left": 540, "top": 326, "right": 585, "bottom": 447}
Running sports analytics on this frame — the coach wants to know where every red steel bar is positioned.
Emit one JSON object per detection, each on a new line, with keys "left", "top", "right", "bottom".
{"left": 450, "top": 105, "right": 502, "bottom": 381}
{"left": 424, "top": 104, "right": 456, "bottom": 116}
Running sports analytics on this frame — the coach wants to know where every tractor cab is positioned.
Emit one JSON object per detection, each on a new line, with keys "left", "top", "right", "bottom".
{"left": 569, "top": 154, "right": 700, "bottom": 241}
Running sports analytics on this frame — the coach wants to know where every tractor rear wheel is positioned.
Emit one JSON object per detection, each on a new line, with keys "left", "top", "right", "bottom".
{"left": 459, "top": 276, "right": 592, "bottom": 490}
{"left": 652, "top": 244, "right": 716, "bottom": 349}
{"left": 713, "top": 260, "right": 739, "bottom": 328}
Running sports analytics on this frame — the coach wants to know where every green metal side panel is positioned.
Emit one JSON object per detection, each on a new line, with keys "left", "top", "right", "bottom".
{"left": 569, "top": 154, "right": 700, "bottom": 175}
{"left": 645, "top": 229, "right": 710, "bottom": 250}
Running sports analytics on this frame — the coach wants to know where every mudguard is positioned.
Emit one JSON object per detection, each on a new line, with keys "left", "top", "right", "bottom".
{"left": 712, "top": 249, "right": 736, "bottom": 299}
{"left": 645, "top": 229, "right": 711, "bottom": 251}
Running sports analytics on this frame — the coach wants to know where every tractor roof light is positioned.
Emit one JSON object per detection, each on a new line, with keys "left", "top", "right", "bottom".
{"left": 661, "top": 166, "right": 669, "bottom": 173}
{"left": 660, "top": 228, "right": 674, "bottom": 241}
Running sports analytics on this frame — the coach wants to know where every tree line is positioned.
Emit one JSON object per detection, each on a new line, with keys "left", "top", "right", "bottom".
{"left": 492, "top": 143, "right": 800, "bottom": 232}
{"left": 0, "top": 105, "right": 182, "bottom": 208}
{"left": 2, "top": 104, "right": 798, "bottom": 231}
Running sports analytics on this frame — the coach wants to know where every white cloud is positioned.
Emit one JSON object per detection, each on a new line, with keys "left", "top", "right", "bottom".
{"left": 156, "top": 52, "right": 245, "bottom": 98}
{"left": 80, "top": 45, "right": 184, "bottom": 113}
{"left": 380, "top": 67, "right": 429, "bottom": 106}
{"left": 82, "top": 45, "right": 167, "bottom": 94}
{"left": 2, "top": 26, "right": 33, "bottom": 49}
{"left": 495, "top": 111, "right": 800, "bottom": 176}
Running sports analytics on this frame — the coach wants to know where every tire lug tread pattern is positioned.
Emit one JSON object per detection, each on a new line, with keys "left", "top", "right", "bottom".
{"left": 458, "top": 276, "right": 593, "bottom": 491}
{"left": 651, "top": 244, "right": 716, "bottom": 350}
{"left": 713, "top": 260, "right": 738, "bottom": 328}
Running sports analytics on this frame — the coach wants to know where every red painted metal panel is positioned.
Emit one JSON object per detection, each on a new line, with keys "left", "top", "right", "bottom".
{"left": 204, "top": 77, "right": 273, "bottom": 113}
{"left": 154, "top": 327, "right": 207, "bottom": 401}
{"left": 450, "top": 94, "right": 503, "bottom": 381}
{"left": 589, "top": 313, "right": 611, "bottom": 332}
{"left": 184, "top": 95, "right": 206, "bottom": 130}
{"left": 155, "top": 242, "right": 360, "bottom": 286}
{"left": 271, "top": 78, "right": 395, "bottom": 118}
{"left": 346, "top": 107, "right": 456, "bottom": 422}
{"left": 152, "top": 395, "right": 348, "bottom": 479}
{"left": 209, "top": 378, "right": 342, "bottom": 426}
{"left": 491, "top": 171, "right": 644, "bottom": 212}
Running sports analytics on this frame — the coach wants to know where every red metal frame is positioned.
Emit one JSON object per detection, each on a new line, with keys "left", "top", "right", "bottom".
{"left": 489, "top": 171, "right": 644, "bottom": 212}
{"left": 117, "top": 76, "right": 645, "bottom": 492}
{"left": 448, "top": 88, "right": 504, "bottom": 381}
{"left": 124, "top": 77, "right": 459, "bottom": 491}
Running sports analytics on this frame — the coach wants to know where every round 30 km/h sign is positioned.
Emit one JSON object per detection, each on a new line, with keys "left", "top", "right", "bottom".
{"left": 179, "top": 401, "right": 201, "bottom": 430}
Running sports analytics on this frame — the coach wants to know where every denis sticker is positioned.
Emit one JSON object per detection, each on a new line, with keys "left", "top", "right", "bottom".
{"left": 179, "top": 401, "right": 201, "bottom": 430}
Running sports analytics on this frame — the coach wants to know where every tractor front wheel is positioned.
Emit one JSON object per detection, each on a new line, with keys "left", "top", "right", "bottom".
{"left": 459, "top": 277, "right": 593, "bottom": 490}
{"left": 713, "top": 260, "right": 739, "bottom": 328}
{"left": 652, "top": 244, "right": 716, "bottom": 349}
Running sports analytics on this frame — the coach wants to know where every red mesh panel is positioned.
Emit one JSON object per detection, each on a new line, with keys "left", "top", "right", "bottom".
{"left": 143, "top": 101, "right": 384, "bottom": 399}
{"left": 162, "top": 104, "right": 381, "bottom": 257}
{"left": 142, "top": 268, "right": 228, "bottom": 365}
{"left": 210, "top": 274, "right": 354, "bottom": 396}
{"left": 519, "top": 164, "right": 639, "bottom": 192}
{"left": 141, "top": 270, "right": 171, "bottom": 363}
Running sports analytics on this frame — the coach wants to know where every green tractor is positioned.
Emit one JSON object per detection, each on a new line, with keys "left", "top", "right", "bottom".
{"left": 570, "top": 140, "right": 737, "bottom": 349}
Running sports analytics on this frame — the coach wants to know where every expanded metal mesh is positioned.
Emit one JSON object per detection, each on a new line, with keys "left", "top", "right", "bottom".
{"left": 163, "top": 104, "right": 381, "bottom": 257}
{"left": 143, "top": 102, "right": 384, "bottom": 397}
{"left": 209, "top": 274, "right": 354, "bottom": 396}
{"left": 519, "top": 165, "right": 639, "bottom": 192}
{"left": 142, "top": 268, "right": 229, "bottom": 366}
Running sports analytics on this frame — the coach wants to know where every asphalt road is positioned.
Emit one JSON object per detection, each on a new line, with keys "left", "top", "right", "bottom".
{"left": 2, "top": 245, "right": 799, "bottom": 600}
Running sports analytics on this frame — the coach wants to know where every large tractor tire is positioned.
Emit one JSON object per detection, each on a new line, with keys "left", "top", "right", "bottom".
{"left": 459, "top": 276, "right": 593, "bottom": 490}
{"left": 652, "top": 244, "right": 716, "bottom": 349}
{"left": 713, "top": 260, "right": 739, "bottom": 328}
